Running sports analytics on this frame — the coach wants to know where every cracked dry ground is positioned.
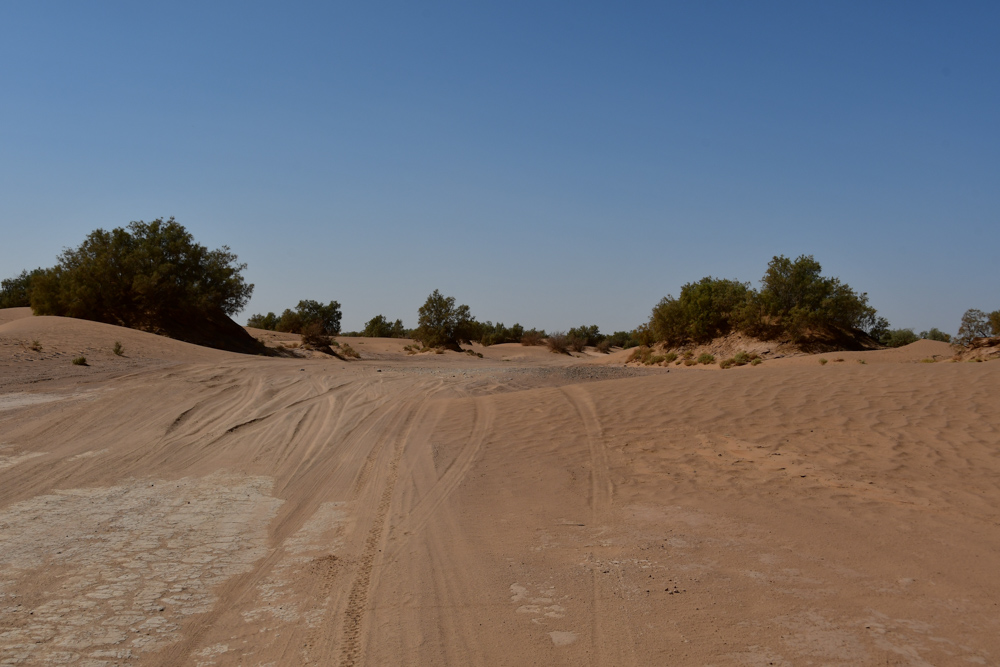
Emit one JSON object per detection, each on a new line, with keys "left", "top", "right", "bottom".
{"left": 1, "top": 357, "right": 999, "bottom": 666}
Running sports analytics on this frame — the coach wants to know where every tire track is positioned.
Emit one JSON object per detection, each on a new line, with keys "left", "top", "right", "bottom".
{"left": 338, "top": 399, "right": 428, "bottom": 667}
{"left": 562, "top": 384, "right": 637, "bottom": 667}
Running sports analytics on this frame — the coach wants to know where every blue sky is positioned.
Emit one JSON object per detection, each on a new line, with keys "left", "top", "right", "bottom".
{"left": 2, "top": 2, "right": 997, "bottom": 334}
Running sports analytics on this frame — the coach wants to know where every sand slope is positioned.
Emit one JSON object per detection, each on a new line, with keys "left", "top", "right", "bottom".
{"left": 1, "top": 313, "right": 998, "bottom": 665}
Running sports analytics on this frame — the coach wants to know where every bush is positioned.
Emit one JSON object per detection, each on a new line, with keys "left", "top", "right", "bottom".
{"left": 880, "top": 328, "right": 919, "bottom": 348}
{"left": 546, "top": 332, "right": 569, "bottom": 354}
{"left": 29, "top": 339, "right": 42, "bottom": 352}
{"left": 520, "top": 329, "right": 546, "bottom": 346}
{"left": 300, "top": 322, "right": 333, "bottom": 349}
{"left": 411, "top": 290, "right": 478, "bottom": 350}
{"left": 340, "top": 343, "right": 360, "bottom": 359}
{"left": 595, "top": 339, "right": 612, "bottom": 354}
{"left": 112, "top": 341, "right": 124, "bottom": 356}
{"left": 919, "top": 327, "right": 952, "bottom": 343}
{"left": 819, "top": 358, "right": 828, "bottom": 365}
{"left": 72, "top": 356, "right": 88, "bottom": 366}
{"left": 663, "top": 351, "right": 678, "bottom": 363}
{"left": 697, "top": 353, "right": 715, "bottom": 365}
{"left": 566, "top": 325, "right": 603, "bottom": 349}
{"left": 363, "top": 314, "right": 406, "bottom": 338}
{"left": 31, "top": 218, "right": 253, "bottom": 330}
{"left": 605, "top": 330, "right": 639, "bottom": 349}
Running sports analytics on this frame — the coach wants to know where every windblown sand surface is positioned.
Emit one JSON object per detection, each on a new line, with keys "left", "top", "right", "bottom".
{"left": 1, "top": 310, "right": 998, "bottom": 665}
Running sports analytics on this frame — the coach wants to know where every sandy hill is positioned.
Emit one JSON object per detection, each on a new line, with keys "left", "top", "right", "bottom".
{"left": 0, "top": 309, "right": 998, "bottom": 665}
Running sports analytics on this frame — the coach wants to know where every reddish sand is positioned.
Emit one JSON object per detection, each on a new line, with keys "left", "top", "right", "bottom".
{"left": 1, "top": 308, "right": 998, "bottom": 665}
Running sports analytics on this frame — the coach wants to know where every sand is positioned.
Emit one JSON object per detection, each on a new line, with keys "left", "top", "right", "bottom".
{"left": 1, "top": 310, "right": 998, "bottom": 665}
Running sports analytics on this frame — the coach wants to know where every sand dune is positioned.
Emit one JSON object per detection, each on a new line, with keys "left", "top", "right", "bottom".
{"left": 1, "top": 311, "right": 998, "bottom": 665}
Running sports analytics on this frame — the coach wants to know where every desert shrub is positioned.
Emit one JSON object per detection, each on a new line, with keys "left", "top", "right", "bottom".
{"left": 566, "top": 325, "right": 603, "bottom": 348}
{"left": 819, "top": 358, "right": 828, "bottom": 365}
{"left": 546, "top": 332, "right": 569, "bottom": 354}
{"left": 956, "top": 309, "right": 993, "bottom": 346}
{"left": 920, "top": 358, "right": 936, "bottom": 363}
{"left": 990, "top": 311, "right": 1000, "bottom": 337}
{"left": 750, "top": 358, "right": 762, "bottom": 366}
{"left": 31, "top": 218, "right": 253, "bottom": 330}
{"left": 465, "top": 349, "right": 483, "bottom": 358}
{"left": 663, "top": 351, "right": 678, "bottom": 363}
{"left": 29, "top": 339, "right": 42, "bottom": 352}
{"left": 72, "top": 356, "right": 88, "bottom": 366}
{"left": 0, "top": 269, "right": 44, "bottom": 308}
{"left": 604, "top": 330, "right": 639, "bottom": 349}
{"left": 857, "top": 359, "right": 867, "bottom": 365}
{"left": 627, "top": 346, "right": 652, "bottom": 364}
{"left": 300, "top": 322, "right": 333, "bottom": 348}
{"left": 568, "top": 336, "right": 587, "bottom": 353}
{"left": 246, "top": 312, "right": 280, "bottom": 330}
{"left": 595, "top": 339, "right": 612, "bottom": 354}
{"left": 731, "top": 351, "right": 756, "bottom": 365}
{"left": 412, "top": 290, "right": 478, "bottom": 350}
{"left": 340, "top": 344, "right": 360, "bottom": 359}
{"left": 880, "top": 328, "right": 919, "bottom": 348}
{"left": 520, "top": 328, "right": 546, "bottom": 346}
{"left": 363, "top": 314, "right": 406, "bottom": 338}
{"left": 112, "top": 341, "right": 124, "bottom": 356}
{"left": 919, "top": 327, "right": 952, "bottom": 343}
{"left": 720, "top": 358, "right": 734, "bottom": 369}
{"left": 682, "top": 350, "right": 694, "bottom": 359}
{"left": 697, "top": 353, "right": 715, "bottom": 365}
{"left": 683, "top": 359, "right": 697, "bottom": 366}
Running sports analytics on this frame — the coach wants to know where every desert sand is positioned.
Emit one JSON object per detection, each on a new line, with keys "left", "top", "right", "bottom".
{"left": 1, "top": 307, "right": 998, "bottom": 666}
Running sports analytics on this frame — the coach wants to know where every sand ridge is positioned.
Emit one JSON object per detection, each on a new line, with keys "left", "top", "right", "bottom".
{"left": 0, "top": 311, "right": 998, "bottom": 665}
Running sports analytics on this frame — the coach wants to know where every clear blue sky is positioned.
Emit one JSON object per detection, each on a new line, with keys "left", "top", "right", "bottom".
{"left": 2, "top": 2, "right": 997, "bottom": 334}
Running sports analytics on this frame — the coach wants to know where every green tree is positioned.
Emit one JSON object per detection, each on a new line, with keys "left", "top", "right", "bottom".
{"left": 247, "top": 312, "right": 280, "bottom": 330}
{"left": 412, "top": 289, "right": 477, "bottom": 350}
{"left": 919, "top": 328, "right": 951, "bottom": 343}
{"left": 363, "top": 314, "right": 406, "bottom": 338}
{"left": 755, "top": 255, "right": 876, "bottom": 340}
{"left": 30, "top": 218, "right": 253, "bottom": 328}
{"left": 650, "top": 277, "right": 751, "bottom": 345}
{"left": 294, "top": 299, "right": 342, "bottom": 335}
{"left": 989, "top": 311, "right": 1000, "bottom": 337}
{"left": 0, "top": 269, "right": 43, "bottom": 308}
{"left": 956, "top": 309, "right": 992, "bottom": 346}
{"left": 880, "top": 328, "right": 919, "bottom": 348}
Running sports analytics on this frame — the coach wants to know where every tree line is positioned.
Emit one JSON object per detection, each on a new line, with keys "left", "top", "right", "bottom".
{"left": 2, "top": 220, "right": 994, "bottom": 354}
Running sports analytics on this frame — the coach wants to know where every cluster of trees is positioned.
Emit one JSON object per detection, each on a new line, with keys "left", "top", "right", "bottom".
{"left": 361, "top": 314, "right": 407, "bottom": 338}
{"left": 646, "top": 255, "right": 882, "bottom": 346}
{"left": 878, "top": 327, "right": 952, "bottom": 348}
{"left": 0, "top": 269, "right": 43, "bottom": 308}
{"left": 247, "top": 300, "right": 342, "bottom": 335}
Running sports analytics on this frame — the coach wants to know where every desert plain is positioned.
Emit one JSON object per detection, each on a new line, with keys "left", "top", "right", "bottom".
{"left": 1, "top": 306, "right": 998, "bottom": 666}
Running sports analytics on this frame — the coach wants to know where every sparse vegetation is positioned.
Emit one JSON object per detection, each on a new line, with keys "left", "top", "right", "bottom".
{"left": 819, "top": 358, "right": 828, "bottom": 365}
{"left": 696, "top": 353, "right": 715, "bottom": 365}
{"left": 112, "top": 341, "right": 124, "bottom": 356}
{"left": 29, "top": 339, "right": 42, "bottom": 352}
{"left": 465, "top": 349, "right": 484, "bottom": 358}
{"left": 300, "top": 322, "right": 333, "bottom": 349}
{"left": 72, "top": 356, "right": 88, "bottom": 366}
{"left": 720, "top": 351, "right": 759, "bottom": 369}
{"left": 340, "top": 344, "right": 361, "bottom": 359}
{"left": 595, "top": 339, "right": 612, "bottom": 354}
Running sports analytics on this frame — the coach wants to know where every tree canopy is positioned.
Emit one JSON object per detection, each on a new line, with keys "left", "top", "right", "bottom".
{"left": 647, "top": 255, "right": 880, "bottom": 347}
{"left": 412, "top": 290, "right": 478, "bottom": 349}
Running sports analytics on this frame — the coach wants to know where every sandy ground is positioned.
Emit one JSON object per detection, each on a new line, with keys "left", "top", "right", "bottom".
{"left": 1, "top": 308, "right": 998, "bottom": 666}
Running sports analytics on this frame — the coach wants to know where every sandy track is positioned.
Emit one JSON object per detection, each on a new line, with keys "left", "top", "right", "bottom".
{"left": 1, "top": 325, "right": 999, "bottom": 665}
